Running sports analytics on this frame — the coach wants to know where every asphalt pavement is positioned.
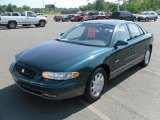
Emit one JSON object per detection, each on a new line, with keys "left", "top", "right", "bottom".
{"left": 0, "top": 17, "right": 160, "bottom": 120}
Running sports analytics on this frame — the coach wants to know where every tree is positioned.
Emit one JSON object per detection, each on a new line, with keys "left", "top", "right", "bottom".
{"left": 95, "top": 0, "right": 105, "bottom": 11}
{"left": 6, "top": 4, "right": 14, "bottom": 12}
{"left": 23, "top": 5, "right": 31, "bottom": 11}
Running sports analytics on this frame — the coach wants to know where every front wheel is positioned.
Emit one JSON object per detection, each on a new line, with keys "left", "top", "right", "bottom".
{"left": 145, "top": 18, "right": 149, "bottom": 22}
{"left": 139, "top": 47, "right": 152, "bottom": 67}
{"left": 133, "top": 18, "right": 136, "bottom": 22}
{"left": 83, "top": 68, "right": 107, "bottom": 102}
{"left": 39, "top": 20, "right": 46, "bottom": 27}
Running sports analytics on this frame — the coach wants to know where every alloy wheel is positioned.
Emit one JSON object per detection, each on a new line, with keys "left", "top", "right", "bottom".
{"left": 90, "top": 73, "right": 105, "bottom": 97}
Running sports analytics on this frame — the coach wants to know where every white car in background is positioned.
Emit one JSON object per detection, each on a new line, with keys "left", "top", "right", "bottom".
{"left": 0, "top": 11, "right": 47, "bottom": 29}
{"left": 137, "top": 11, "right": 158, "bottom": 22}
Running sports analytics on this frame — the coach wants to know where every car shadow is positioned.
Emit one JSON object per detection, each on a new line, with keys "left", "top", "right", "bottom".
{"left": 0, "top": 26, "right": 41, "bottom": 30}
{"left": 0, "top": 65, "right": 143, "bottom": 120}
{"left": 105, "top": 65, "right": 143, "bottom": 92}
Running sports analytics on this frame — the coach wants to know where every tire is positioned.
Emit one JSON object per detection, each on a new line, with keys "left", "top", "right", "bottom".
{"left": 139, "top": 47, "right": 152, "bottom": 67}
{"left": 145, "top": 18, "right": 149, "bottom": 22}
{"left": 133, "top": 18, "right": 136, "bottom": 22}
{"left": 8, "top": 21, "right": 17, "bottom": 29}
{"left": 154, "top": 17, "right": 157, "bottom": 21}
{"left": 39, "top": 20, "right": 46, "bottom": 27}
{"left": 83, "top": 68, "right": 107, "bottom": 102}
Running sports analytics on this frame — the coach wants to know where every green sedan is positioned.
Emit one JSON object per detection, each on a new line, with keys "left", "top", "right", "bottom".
{"left": 10, "top": 20, "right": 153, "bottom": 102}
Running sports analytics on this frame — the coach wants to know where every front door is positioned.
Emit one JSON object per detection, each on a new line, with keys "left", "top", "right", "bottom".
{"left": 110, "top": 24, "right": 135, "bottom": 78}
{"left": 26, "top": 12, "right": 37, "bottom": 24}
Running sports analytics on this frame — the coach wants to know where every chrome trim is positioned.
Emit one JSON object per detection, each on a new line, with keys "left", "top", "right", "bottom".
{"left": 110, "top": 55, "right": 144, "bottom": 79}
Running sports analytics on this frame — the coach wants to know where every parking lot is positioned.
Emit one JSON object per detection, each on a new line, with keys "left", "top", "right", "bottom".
{"left": 0, "top": 16, "right": 160, "bottom": 120}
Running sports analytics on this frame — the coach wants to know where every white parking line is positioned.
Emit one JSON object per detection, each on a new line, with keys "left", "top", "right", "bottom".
{"left": 144, "top": 69, "right": 160, "bottom": 76}
{"left": 80, "top": 100, "right": 111, "bottom": 120}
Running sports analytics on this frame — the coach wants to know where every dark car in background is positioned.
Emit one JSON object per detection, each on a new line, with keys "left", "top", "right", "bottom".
{"left": 54, "top": 15, "right": 62, "bottom": 22}
{"left": 137, "top": 11, "right": 158, "bottom": 21}
{"left": 111, "top": 11, "right": 136, "bottom": 21}
{"left": 10, "top": 20, "right": 153, "bottom": 102}
{"left": 62, "top": 14, "right": 76, "bottom": 22}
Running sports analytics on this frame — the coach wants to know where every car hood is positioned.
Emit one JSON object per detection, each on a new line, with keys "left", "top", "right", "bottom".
{"left": 16, "top": 40, "right": 107, "bottom": 71}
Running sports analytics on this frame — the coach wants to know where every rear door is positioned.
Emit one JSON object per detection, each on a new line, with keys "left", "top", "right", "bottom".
{"left": 127, "top": 23, "right": 147, "bottom": 59}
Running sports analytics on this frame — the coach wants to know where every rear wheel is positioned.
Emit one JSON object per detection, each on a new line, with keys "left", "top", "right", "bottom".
{"left": 7, "top": 21, "right": 17, "bottom": 29}
{"left": 139, "top": 47, "right": 152, "bottom": 67}
{"left": 83, "top": 68, "right": 107, "bottom": 102}
{"left": 154, "top": 17, "right": 157, "bottom": 21}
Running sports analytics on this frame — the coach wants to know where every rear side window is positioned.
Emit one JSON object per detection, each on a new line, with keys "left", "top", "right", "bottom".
{"left": 137, "top": 25, "right": 145, "bottom": 35}
{"left": 151, "top": 12, "right": 155, "bottom": 15}
{"left": 27, "top": 12, "right": 35, "bottom": 17}
{"left": 112, "top": 12, "right": 120, "bottom": 17}
{"left": 113, "top": 24, "right": 130, "bottom": 42}
{"left": 12, "top": 13, "right": 19, "bottom": 16}
{"left": 127, "top": 24, "right": 141, "bottom": 38}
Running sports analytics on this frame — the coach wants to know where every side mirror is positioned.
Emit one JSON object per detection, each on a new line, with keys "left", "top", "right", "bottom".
{"left": 60, "top": 33, "right": 64, "bottom": 36}
{"left": 114, "top": 40, "right": 128, "bottom": 47}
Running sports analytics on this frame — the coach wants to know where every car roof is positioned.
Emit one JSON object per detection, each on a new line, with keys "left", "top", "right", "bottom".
{"left": 83, "top": 20, "right": 133, "bottom": 26}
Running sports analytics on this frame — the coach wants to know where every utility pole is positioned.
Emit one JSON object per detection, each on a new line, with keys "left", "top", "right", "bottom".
{"left": 43, "top": 0, "right": 45, "bottom": 9}
{"left": 117, "top": 0, "right": 123, "bottom": 11}
{"left": 118, "top": 0, "right": 120, "bottom": 11}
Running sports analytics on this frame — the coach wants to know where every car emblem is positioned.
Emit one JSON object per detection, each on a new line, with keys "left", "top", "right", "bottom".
{"left": 22, "top": 69, "right": 25, "bottom": 73}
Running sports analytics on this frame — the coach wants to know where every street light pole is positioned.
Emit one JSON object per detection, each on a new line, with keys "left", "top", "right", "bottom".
{"left": 43, "top": 0, "right": 44, "bottom": 9}
{"left": 118, "top": 0, "right": 120, "bottom": 11}
{"left": 117, "top": 0, "right": 123, "bottom": 11}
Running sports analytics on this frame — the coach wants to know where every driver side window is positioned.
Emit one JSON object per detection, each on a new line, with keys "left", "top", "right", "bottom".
{"left": 27, "top": 12, "right": 35, "bottom": 17}
{"left": 113, "top": 24, "right": 130, "bottom": 43}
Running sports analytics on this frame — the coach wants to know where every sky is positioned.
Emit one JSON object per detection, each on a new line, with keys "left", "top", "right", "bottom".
{"left": 0, "top": 0, "right": 117, "bottom": 8}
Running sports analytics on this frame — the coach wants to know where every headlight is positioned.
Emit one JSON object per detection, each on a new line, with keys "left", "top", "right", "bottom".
{"left": 42, "top": 72, "right": 80, "bottom": 80}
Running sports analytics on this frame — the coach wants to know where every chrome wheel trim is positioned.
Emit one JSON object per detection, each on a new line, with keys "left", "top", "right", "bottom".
{"left": 40, "top": 21, "right": 45, "bottom": 27}
{"left": 90, "top": 73, "right": 105, "bottom": 97}
{"left": 145, "top": 49, "right": 150, "bottom": 64}
{"left": 10, "top": 23, "right": 16, "bottom": 28}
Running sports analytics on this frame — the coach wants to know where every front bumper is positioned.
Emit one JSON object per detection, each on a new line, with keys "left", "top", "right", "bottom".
{"left": 9, "top": 63, "right": 85, "bottom": 100}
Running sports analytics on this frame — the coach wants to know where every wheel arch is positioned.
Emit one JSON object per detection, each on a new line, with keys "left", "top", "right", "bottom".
{"left": 149, "top": 44, "right": 153, "bottom": 52}
{"left": 92, "top": 64, "right": 111, "bottom": 81}
{"left": 39, "top": 19, "right": 46, "bottom": 23}
{"left": 8, "top": 20, "right": 17, "bottom": 24}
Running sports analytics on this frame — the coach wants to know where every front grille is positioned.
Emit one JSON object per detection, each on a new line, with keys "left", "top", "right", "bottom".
{"left": 16, "top": 63, "right": 37, "bottom": 79}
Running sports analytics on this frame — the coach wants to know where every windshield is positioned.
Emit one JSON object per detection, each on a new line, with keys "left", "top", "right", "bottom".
{"left": 59, "top": 24, "right": 115, "bottom": 47}
{"left": 142, "top": 12, "right": 150, "bottom": 15}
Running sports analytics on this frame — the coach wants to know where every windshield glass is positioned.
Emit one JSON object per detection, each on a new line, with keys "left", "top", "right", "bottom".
{"left": 59, "top": 24, "right": 115, "bottom": 47}
{"left": 142, "top": 12, "right": 150, "bottom": 15}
